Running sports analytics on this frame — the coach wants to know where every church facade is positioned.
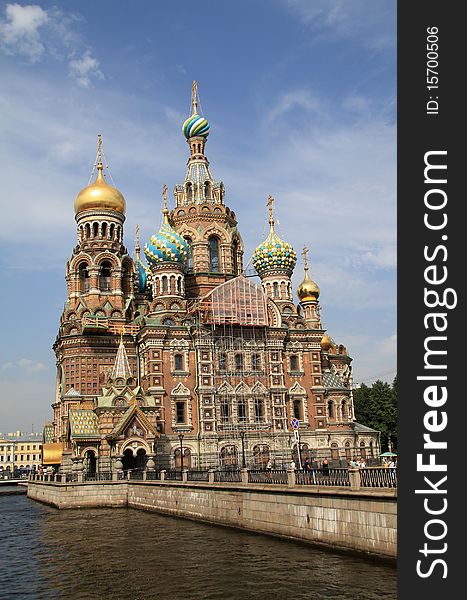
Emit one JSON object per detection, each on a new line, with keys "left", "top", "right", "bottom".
{"left": 42, "top": 83, "right": 380, "bottom": 474}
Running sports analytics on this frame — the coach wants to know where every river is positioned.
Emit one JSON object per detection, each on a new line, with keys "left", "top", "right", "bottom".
{"left": 0, "top": 494, "right": 396, "bottom": 600}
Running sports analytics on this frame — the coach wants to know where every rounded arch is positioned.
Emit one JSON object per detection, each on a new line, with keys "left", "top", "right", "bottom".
{"left": 94, "top": 252, "right": 120, "bottom": 269}
{"left": 177, "top": 224, "right": 200, "bottom": 242}
{"left": 70, "top": 252, "right": 93, "bottom": 272}
{"left": 266, "top": 298, "right": 282, "bottom": 328}
{"left": 121, "top": 438, "right": 151, "bottom": 456}
{"left": 202, "top": 224, "right": 230, "bottom": 244}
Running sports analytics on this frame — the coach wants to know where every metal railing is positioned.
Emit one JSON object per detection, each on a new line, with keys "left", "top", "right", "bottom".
{"left": 296, "top": 468, "right": 351, "bottom": 487}
{"left": 248, "top": 469, "right": 288, "bottom": 485}
{"left": 84, "top": 471, "right": 112, "bottom": 482}
{"left": 360, "top": 467, "right": 397, "bottom": 488}
{"left": 146, "top": 470, "right": 161, "bottom": 481}
{"left": 214, "top": 469, "right": 242, "bottom": 483}
{"left": 164, "top": 470, "right": 183, "bottom": 481}
{"left": 187, "top": 470, "right": 210, "bottom": 482}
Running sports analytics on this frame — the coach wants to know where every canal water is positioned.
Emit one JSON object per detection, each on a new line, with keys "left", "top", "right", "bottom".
{"left": 0, "top": 495, "right": 396, "bottom": 600}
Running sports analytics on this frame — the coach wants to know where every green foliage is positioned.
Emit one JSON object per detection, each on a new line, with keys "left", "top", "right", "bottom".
{"left": 353, "top": 376, "right": 397, "bottom": 451}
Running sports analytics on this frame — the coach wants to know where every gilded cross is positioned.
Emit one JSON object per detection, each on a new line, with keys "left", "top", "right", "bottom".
{"left": 192, "top": 80, "right": 198, "bottom": 114}
{"left": 302, "top": 245, "right": 309, "bottom": 269}
{"left": 267, "top": 195, "right": 275, "bottom": 227}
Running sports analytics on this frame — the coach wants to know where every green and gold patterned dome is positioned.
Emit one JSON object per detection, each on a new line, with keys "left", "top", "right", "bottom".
{"left": 252, "top": 196, "right": 297, "bottom": 277}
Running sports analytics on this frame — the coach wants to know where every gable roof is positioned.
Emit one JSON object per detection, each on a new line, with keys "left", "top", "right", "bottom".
{"left": 69, "top": 409, "right": 100, "bottom": 440}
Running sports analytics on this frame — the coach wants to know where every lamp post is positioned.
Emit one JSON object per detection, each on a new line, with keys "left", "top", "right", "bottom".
{"left": 388, "top": 432, "right": 393, "bottom": 453}
{"left": 240, "top": 430, "right": 246, "bottom": 468}
{"left": 178, "top": 433, "right": 184, "bottom": 472}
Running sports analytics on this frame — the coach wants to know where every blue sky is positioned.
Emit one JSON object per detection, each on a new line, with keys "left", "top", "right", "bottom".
{"left": 0, "top": 0, "right": 396, "bottom": 433}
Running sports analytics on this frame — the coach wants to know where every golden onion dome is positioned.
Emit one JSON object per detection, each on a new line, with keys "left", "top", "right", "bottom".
{"left": 74, "top": 164, "right": 126, "bottom": 215}
{"left": 297, "top": 268, "right": 320, "bottom": 302}
{"left": 321, "top": 334, "right": 332, "bottom": 351}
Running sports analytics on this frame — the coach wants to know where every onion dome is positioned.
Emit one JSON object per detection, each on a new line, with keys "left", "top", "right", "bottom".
{"left": 321, "top": 334, "right": 333, "bottom": 351}
{"left": 252, "top": 196, "right": 297, "bottom": 277}
{"left": 297, "top": 246, "right": 320, "bottom": 301}
{"left": 138, "top": 260, "right": 149, "bottom": 292}
{"left": 144, "top": 185, "right": 189, "bottom": 267}
{"left": 182, "top": 80, "right": 210, "bottom": 139}
{"left": 74, "top": 135, "right": 125, "bottom": 215}
{"left": 182, "top": 114, "right": 210, "bottom": 139}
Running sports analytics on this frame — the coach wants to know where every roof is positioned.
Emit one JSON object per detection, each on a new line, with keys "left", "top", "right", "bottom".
{"left": 42, "top": 442, "right": 63, "bottom": 465}
{"left": 107, "top": 403, "right": 158, "bottom": 440}
{"left": 69, "top": 409, "right": 100, "bottom": 440}
{"left": 43, "top": 423, "right": 54, "bottom": 444}
{"left": 64, "top": 387, "right": 81, "bottom": 397}
{"left": 111, "top": 338, "right": 133, "bottom": 381}
{"left": 353, "top": 422, "right": 379, "bottom": 433}
{"left": 322, "top": 370, "right": 347, "bottom": 390}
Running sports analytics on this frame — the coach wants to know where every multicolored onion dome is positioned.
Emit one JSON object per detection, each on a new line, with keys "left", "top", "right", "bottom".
{"left": 252, "top": 230, "right": 297, "bottom": 277}
{"left": 138, "top": 261, "right": 149, "bottom": 292}
{"left": 144, "top": 223, "right": 189, "bottom": 267}
{"left": 182, "top": 114, "right": 210, "bottom": 139}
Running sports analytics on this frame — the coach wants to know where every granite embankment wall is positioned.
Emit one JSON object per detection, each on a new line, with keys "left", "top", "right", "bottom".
{"left": 28, "top": 481, "right": 396, "bottom": 559}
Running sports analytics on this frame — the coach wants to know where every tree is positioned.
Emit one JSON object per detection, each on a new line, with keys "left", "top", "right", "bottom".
{"left": 353, "top": 376, "right": 397, "bottom": 452}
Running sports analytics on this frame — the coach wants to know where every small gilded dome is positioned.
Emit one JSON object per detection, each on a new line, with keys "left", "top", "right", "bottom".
{"left": 297, "top": 269, "right": 320, "bottom": 302}
{"left": 182, "top": 113, "right": 210, "bottom": 139}
{"left": 144, "top": 222, "right": 189, "bottom": 267}
{"left": 321, "top": 334, "right": 332, "bottom": 351}
{"left": 74, "top": 165, "right": 126, "bottom": 215}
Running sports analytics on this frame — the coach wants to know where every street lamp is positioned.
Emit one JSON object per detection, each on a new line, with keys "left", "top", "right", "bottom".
{"left": 240, "top": 431, "right": 246, "bottom": 468}
{"left": 178, "top": 433, "right": 184, "bottom": 472}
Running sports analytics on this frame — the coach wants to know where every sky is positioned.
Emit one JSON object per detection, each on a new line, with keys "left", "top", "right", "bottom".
{"left": 0, "top": 0, "right": 396, "bottom": 433}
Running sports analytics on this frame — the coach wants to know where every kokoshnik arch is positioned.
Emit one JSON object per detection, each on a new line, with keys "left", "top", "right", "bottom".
{"left": 41, "top": 82, "right": 380, "bottom": 473}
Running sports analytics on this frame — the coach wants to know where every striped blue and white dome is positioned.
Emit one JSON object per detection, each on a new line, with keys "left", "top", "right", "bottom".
{"left": 144, "top": 223, "right": 189, "bottom": 267}
{"left": 138, "top": 260, "right": 149, "bottom": 291}
{"left": 182, "top": 113, "right": 210, "bottom": 139}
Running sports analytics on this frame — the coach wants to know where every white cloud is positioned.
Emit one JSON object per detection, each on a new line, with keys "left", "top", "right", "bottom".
{"left": 265, "top": 89, "right": 321, "bottom": 123}
{"left": 2, "top": 357, "right": 46, "bottom": 374}
{"left": 68, "top": 49, "right": 104, "bottom": 88}
{"left": 0, "top": 3, "right": 48, "bottom": 62}
{"left": 1, "top": 4, "right": 104, "bottom": 87}
{"left": 285, "top": 0, "right": 396, "bottom": 50}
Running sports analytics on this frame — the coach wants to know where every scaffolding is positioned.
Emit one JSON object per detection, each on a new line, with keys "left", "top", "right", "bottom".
{"left": 194, "top": 276, "right": 292, "bottom": 468}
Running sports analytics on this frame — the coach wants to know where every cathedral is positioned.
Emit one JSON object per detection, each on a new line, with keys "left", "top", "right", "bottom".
{"left": 41, "top": 82, "right": 380, "bottom": 474}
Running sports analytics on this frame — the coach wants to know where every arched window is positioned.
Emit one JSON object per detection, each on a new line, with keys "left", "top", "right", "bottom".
{"left": 92, "top": 222, "right": 99, "bottom": 238}
{"left": 235, "top": 353, "right": 244, "bottom": 371}
{"left": 369, "top": 441, "right": 374, "bottom": 457}
{"left": 204, "top": 181, "right": 211, "bottom": 199}
{"left": 331, "top": 442, "right": 339, "bottom": 460}
{"left": 174, "top": 354, "right": 183, "bottom": 371}
{"left": 341, "top": 400, "right": 347, "bottom": 420}
{"left": 360, "top": 441, "right": 366, "bottom": 458}
{"left": 220, "top": 446, "right": 238, "bottom": 468}
{"left": 85, "top": 223, "right": 91, "bottom": 239}
{"left": 254, "top": 397, "right": 264, "bottom": 421}
{"left": 184, "top": 237, "right": 193, "bottom": 272}
{"left": 237, "top": 397, "right": 247, "bottom": 421}
{"left": 253, "top": 444, "right": 270, "bottom": 466}
{"left": 186, "top": 182, "right": 193, "bottom": 202}
{"left": 345, "top": 442, "right": 352, "bottom": 460}
{"left": 162, "top": 275, "right": 168, "bottom": 293}
{"left": 232, "top": 240, "right": 239, "bottom": 275}
{"left": 101, "top": 222, "right": 107, "bottom": 238}
{"left": 221, "top": 397, "right": 230, "bottom": 422}
{"left": 219, "top": 353, "right": 227, "bottom": 372}
{"left": 251, "top": 353, "right": 260, "bottom": 371}
{"left": 209, "top": 236, "right": 220, "bottom": 271}
{"left": 99, "top": 261, "right": 112, "bottom": 291}
{"left": 273, "top": 281, "right": 279, "bottom": 298}
{"left": 328, "top": 400, "right": 334, "bottom": 418}
{"left": 109, "top": 223, "right": 115, "bottom": 240}
{"left": 290, "top": 355, "right": 299, "bottom": 371}
{"left": 122, "top": 263, "right": 131, "bottom": 294}
{"left": 79, "top": 263, "right": 90, "bottom": 292}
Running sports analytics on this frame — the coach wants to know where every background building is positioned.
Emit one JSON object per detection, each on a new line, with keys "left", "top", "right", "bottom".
{"left": 42, "top": 84, "right": 380, "bottom": 474}
{"left": 0, "top": 432, "right": 43, "bottom": 477}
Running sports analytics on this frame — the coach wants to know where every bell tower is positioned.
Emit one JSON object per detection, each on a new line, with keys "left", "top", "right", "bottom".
{"left": 171, "top": 81, "right": 244, "bottom": 298}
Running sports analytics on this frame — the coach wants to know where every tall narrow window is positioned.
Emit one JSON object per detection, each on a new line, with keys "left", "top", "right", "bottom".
{"left": 254, "top": 397, "right": 264, "bottom": 421}
{"left": 251, "top": 353, "right": 260, "bottom": 371}
{"left": 99, "top": 261, "right": 112, "bottom": 291}
{"left": 238, "top": 397, "right": 247, "bottom": 421}
{"left": 79, "top": 263, "right": 90, "bottom": 292}
{"left": 204, "top": 181, "right": 211, "bottom": 199}
{"left": 235, "top": 353, "right": 244, "bottom": 371}
{"left": 174, "top": 354, "right": 183, "bottom": 371}
{"left": 184, "top": 237, "right": 193, "bottom": 272}
{"left": 162, "top": 275, "right": 168, "bottom": 293}
{"left": 93, "top": 222, "right": 99, "bottom": 238}
{"left": 273, "top": 281, "right": 279, "bottom": 298}
{"left": 293, "top": 399, "right": 302, "bottom": 420}
{"left": 219, "top": 353, "right": 227, "bottom": 372}
{"left": 232, "top": 240, "right": 238, "bottom": 275}
{"left": 209, "top": 236, "right": 220, "bottom": 271}
{"left": 328, "top": 400, "right": 334, "bottom": 418}
{"left": 186, "top": 182, "right": 193, "bottom": 202}
{"left": 122, "top": 263, "right": 130, "bottom": 294}
{"left": 221, "top": 397, "right": 230, "bottom": 422}
{"left": 176, "top": 402, "right": 186, "bottom": 423}
{"left": 290, "top": 355, "right": 298, "bottom": 371}
{"left": 341, "top": 400, "right": 347, "bottom": 420}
